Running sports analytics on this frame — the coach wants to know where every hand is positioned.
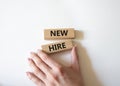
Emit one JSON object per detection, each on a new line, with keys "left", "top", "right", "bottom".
{"left": 26, "top": 46, "right": 84, "bottom": 86}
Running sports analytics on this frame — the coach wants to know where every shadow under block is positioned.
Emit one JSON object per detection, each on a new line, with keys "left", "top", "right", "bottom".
{"left": 42, "top": 40, "right": 73, "bottom": 53}
{"left": 44, "top": 28, "right": 75, "bottom": 40}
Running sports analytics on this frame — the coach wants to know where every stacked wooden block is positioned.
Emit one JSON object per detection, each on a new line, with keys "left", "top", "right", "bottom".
{"left": 42, "top": 28, "right": 75, "bottom": 53}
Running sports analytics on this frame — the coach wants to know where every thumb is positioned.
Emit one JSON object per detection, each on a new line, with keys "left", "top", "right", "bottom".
{"left": 71, "top": 46, "right": 80, "bottom": 71}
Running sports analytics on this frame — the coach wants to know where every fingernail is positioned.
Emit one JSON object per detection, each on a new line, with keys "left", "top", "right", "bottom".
{"left": 74, "top": 45, "right": 77, "bottom": 47}
{"left": 26, "top": 72, "right": 31, "bottom": 80}
{"left": 28, "top": 58, "right": 31, "bottom": 61}
{"left": 74, "top": 45, "right": 77, "bottom": 50}
{"left": 30, "top": 52, "right": 34, "bottom": 55}
{"left": 30, "top": 52, "right": 36, "bottom": 58}
{"left": 26, "top": 72, "right": 29, "bottom": 76}
{"left": 37, "top": 49, "right": 41, "bottom": 52}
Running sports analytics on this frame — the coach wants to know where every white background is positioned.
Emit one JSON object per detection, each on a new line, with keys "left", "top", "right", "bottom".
{"left": 0, "top": 0, "right": 120, "bottom": 86}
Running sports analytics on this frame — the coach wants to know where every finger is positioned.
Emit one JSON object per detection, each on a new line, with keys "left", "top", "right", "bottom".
{"left": 30, "top": 52, "right": 51, "bottom": 75}
{"left": 71, "top": 46, "right": 80, "bottom": 71}
{"left": 28, "top": 58, "right": 46, "bottom": 80}
{"left": 26, "top": 72, "right": 45, "bottom": 86}
{"left": 37, "top": 50, "right": 61, "bottom": 70}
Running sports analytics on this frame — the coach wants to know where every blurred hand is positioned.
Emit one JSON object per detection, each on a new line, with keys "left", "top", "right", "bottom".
{"left": 26, "top": 46, "right": 84, "bottom": 86}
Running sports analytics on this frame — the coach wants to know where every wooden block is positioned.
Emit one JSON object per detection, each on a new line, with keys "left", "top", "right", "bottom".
{"left": 41, "top": 40, "right": 73, "bottom": 53}
{"left": 44, "top": 28, "right": 75, "bottom": 40}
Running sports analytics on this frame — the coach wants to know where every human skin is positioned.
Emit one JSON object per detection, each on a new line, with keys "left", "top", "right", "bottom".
{"left": 26, "top": 46, "right": 84, "bottom": 86}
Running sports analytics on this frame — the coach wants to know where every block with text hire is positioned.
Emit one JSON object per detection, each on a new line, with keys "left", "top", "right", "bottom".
{"left": 42, "top": 40, "right": 73, "bottom": 53}
{"left": 44, "top": 28, "right": 75, "bottom": 40}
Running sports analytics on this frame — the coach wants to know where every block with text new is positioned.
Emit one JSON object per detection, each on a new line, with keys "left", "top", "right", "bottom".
{"left": 44, "top": 28, "right": 75, "bottom": 40}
